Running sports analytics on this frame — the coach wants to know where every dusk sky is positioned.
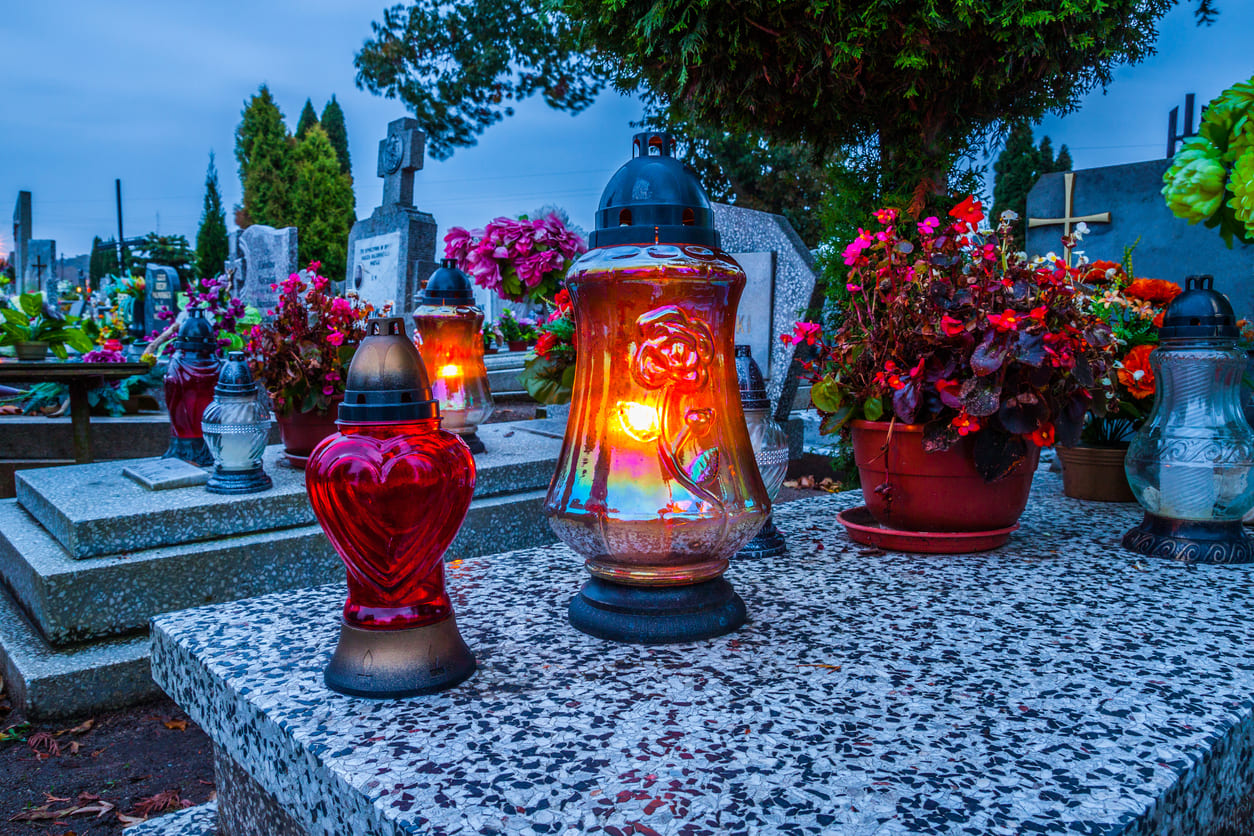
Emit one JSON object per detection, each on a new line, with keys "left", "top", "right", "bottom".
{"left": 4, "top": 1, "right": 1252, "bottom": 261}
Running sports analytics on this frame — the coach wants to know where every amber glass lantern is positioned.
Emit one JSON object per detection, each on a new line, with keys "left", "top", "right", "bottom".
{"left": 163, "top": 308, "right": 221, "bottom": 466}
{"left": 306, "top": 316, "right": 478, "bottom": 697}
{"left": 735, "top": 345, "right": 789, "bottom": 558}
{"left": 412, "top": 259, "right": 495, "bottom": 454}
{"left": 544, "top": 132, "right": 770, "bottom": 644}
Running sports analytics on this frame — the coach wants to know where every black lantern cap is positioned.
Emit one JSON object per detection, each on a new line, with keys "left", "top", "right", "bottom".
{"left": 215, "top": 350, "right": 259, "bottom": 397}
{"left": 338, "top": 317, "right": 439, "bottom": 422}
{"left": 418, "top": 258, "right": 477, "bottom": 306}
{"left": 1159, "top": 275, "right": 1240, "bottom": 342}
{"left": 589, "top": 132, "right": 719, "bottom": 250}
{"left": 735, "top": 345, "right": 770, "bottom": 410}
{"left": 174, "top": 308, "right": 218, "bottom": 356}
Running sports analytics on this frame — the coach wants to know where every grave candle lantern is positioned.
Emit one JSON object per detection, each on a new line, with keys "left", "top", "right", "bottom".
{"left": 1123, "top": 274, "right": 1254, "bottom": 563}
{"left": 544, "top": 132, "right": 770, "bottom": 643}
{"left": 411, "top": 259, "right": 495, "bottom": 454}
{"left": 734, "top": 345, "right": 789, "bottom": 558}
{"left": 162, "top": 308, "right": 220, "bottom": 467}
{"left": 201, "top": 350, "right": 272, "bottom": 494}
{"left": 306, "top": 316, "right": 477, "bottom": 697}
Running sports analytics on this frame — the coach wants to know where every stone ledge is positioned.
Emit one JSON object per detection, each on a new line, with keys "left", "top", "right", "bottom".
{"left": 125, "top": 800, "right": 218, "bottom": 836}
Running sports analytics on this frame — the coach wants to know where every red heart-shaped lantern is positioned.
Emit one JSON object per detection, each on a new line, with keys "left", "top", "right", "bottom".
{"left": 306, "top": 317, "right": 477, "bottom": 697}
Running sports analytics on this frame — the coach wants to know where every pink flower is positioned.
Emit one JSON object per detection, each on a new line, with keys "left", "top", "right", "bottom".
{"left": 917, "top": 216, "right": 940, "bottom": 235}
{"left": 873, "top": 208, "right": 898, "bottom": 225}
{"left": 327, "top": 331, "right": 345, "bottom": 346}
{"left": 323, "top": 385, "right": 335, "bottom": 396}
{"left": 843, "top": 230, "right": 874, "bottom": 266}
{"left": 330, "top": 297, "right": 353, "bottom": 317}
{"left": 444, "top": 227, "right": 473, "bottom": 260}
{"left": 782, "top": 321, "right": 822, "bottom": 346}
{"left": 846, "top": 283, "right": 863, "bottom": 293}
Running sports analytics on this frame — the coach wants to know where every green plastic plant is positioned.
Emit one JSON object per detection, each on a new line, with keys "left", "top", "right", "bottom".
{"left": 0, "top": 292, "right": 93, "bottom": 358}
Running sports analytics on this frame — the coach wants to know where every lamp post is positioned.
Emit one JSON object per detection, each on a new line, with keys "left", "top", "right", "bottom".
{"left": 202, "top": 350, "right": 272, "bottom": 494}
{"left": 544, "top": 132, "right": 770, "bottom": 644}
{"left": 411, "top": 259, "right": 495, "bottom": 454}
{"left": 1123, "top": 275, "right": 1254, "bottom": 563}
{"left": 162, "top": 308, "right": 220, "bottom": 466}
{"left": 306, "top": 316, "right": 478, "bottom": 697}
{"left": 735, "top": 345, "right": 789, "bottom": 558}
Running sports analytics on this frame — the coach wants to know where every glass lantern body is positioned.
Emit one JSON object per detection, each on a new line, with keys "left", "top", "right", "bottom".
{"left": 306, "top": 419, "right": 476, "bottom": 630}
{"left": 745, "top": 407, "right": 789, "bottom": 502}
{"left": 544, "top": 244, "right": 770, "bottom": 587}
{"left": 1125, "top": 342, "right": 1254, "bottom": 521}
{"left": 412, "top": 304, "right": 495, "bottom": 436}
{"left": 165, "top": 354, "right": 221, "bottom": 439}
{"left": 202, "top": 393, "right": 271, "bottom": 472}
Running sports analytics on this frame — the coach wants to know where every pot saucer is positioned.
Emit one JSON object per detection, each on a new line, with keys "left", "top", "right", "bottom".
{"left": 836, "top": 506, "right": 1018, "bottom": 554}
{"left": 284, "top": 452, "right": 310, "bottom": 470}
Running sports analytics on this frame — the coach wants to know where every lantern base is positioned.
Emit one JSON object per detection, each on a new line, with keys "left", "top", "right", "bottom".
{"left": 736, "top": 514, "right": 787, "bottom": 559}
{"left": 459, "top": 430, "right": 486, "bottom": 455}
{"left": 568, "top": 576, "right": 746, "bottom": 645}
{"left": 1122, "top": 512, "right": 1254, "bottom": 565}
{"left": 205, "top": 466, "right": 273, "bottom": 495}
{"left": 162, "top": 436, "right": 214, "bottom": 467}
{"left": 324, "top": 614, "right": 476, "bottom": 698}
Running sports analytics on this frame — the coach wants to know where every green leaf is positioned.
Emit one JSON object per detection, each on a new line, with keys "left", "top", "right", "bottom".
{"left": 18, "top": 293, "right": 42, "bottom": 318}
{"left": 49, "top": 343, "right": 68, "bottom": 360}
{"left": 809, "top": 377, "right": 844, "bottom": 413}
{"left": 686, "top": 447, "right": 720, "bottom": 485}
{"left": 862, "top": 397, "right": 884, "bottom": 422}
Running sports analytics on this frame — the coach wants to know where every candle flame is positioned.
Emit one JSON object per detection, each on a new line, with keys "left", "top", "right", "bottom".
{"left": 438, "top": 364, "right": 461, "bottom": 378}
{"left": 618, "top": 401, "right": 660, "bottom": 442}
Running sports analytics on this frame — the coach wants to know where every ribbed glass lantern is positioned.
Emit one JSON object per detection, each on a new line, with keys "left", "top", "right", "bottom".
{"left": 1123, "top": 275, "right": 1254, "bottom": 563}
{"left": 162, "top": 308, "right": 220, "bottom": 467}
{"left": 735, "top": 345, "right": 789, "bottom": 557}
{"left": 411, "top": 259, "right": 495, "bottom": 454}
{"left": 544, "top": 132, "right": 770, "bottom": 643}
{"left": 202, "top": 351, "right": 272, "bottom": 494}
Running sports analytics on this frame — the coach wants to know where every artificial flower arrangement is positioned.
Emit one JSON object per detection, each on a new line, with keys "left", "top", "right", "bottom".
{"left": 788, "top": 198, "right": 1119, "bottom": 482}
{"left": 443, "top": 212, "right": 586, "bottom": 305}
{"left": 246, "top": 263, "right": 370, "bottom": 416}
{"left": 142, "top": 271, "right": 256, "bottom": 361}
{"left": 521, "top": 287, "right": 576, "bottom": 405}
{"left": 0, "top": 292, "right": 94, "bottom": 358}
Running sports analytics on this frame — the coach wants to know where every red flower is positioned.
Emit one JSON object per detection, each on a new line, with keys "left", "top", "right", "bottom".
{"left": 948, "top": 196, "right": 984, "bottom": 226}
{"left": 987, "top": 309, "right": 1022, "bottom": 332}
{"left": 940, "top": 315, "right": 966, "bottom": 337}
{"left": 534, "top": 331, "right": 559, "bottom": 358}
{"left": 951, "top": 411, "right": 980, "bottom": 436}
{"left": 1029, "top": 423, "right": 1055, "bottom": 447}
{"left": 873, "top": 361, "right": 906, "bottom": 391}
{"left": 1124, "top": 279, "right": 1182, "bottom": 305}
{"left": 1117, "top": 344, "right": 1156, "bottom": 400}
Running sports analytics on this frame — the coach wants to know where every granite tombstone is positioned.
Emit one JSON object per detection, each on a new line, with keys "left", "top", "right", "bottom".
{"left": 346, "top": 118, "right": 438, "bottom": 314}
{"left": 236, "top": 225, "right": 298, "bottom": 313}
{"left": 712, "top": 203, "right": 820, "bottom": 420}
{"left": 1027, "top": 161, "right": 1254, "bottom": 317}
{"left": 11, "top": 191, "right": 30, "bottom": 292}
{"left": 24, "top": 240, "right": 56, "bottom": 300}
{"left": 143, "top": 264, "right": 180, "bottom": 330}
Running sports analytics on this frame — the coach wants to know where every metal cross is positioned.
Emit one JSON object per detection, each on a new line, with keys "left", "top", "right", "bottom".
{"left": 31, "top": 254, "right": 46, "bottom": 287}
{"left": 1027, "top": 171, "right": 1111, "bottom": 267}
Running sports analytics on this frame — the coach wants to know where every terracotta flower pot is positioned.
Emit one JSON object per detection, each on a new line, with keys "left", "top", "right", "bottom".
{"left": 14, "top": 341, "right": 49, "bottom": 361}
{"left": 1056, "top": 444, "right": 1136, "bottom": 502}
{"left": 276, "top": 403, "right": 340, "bottom": 469}
{"left": 850, "top": 420, "right": 1040, "bottom": 532}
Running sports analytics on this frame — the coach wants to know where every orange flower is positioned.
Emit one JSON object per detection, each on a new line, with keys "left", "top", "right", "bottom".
{"left": 1124, "top": 279, "right": 1182, "bottom": 305}
{"left": 1029, "top": 423, "right": 1055, "bottom": 447}
{"left": 1082, "top": 260, "right": 1123, "bottom": 285}
{"left": 1117, "top": 344, "right": 1156, "bottom": 400}
{"left": 1152, "top": 310, "right": 1165, "bottom": 328}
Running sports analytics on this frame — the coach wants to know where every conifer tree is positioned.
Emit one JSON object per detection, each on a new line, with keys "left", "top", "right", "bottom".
{"left": 320, "top": 95, "right": 352, "bottom": 176}
{"left": 89, "top": 236, "right": 117, "bottom": 281}
{"left": 1055, "top": 145, "right": 1073, "bottom": 172}
{"left": 992, "top": 124, "right": 1041, "bottom": 227}
{"left": 296, "top": 99, "right": 319, "bottom": 139}
{"left": 235, "top": 85, "right": 294, "bottom": 228}
{"left": 195, "top": 152, "right": 230, "bottom": 278}
{"left": 292, "top": 125, "right": 356, "bottom": 281}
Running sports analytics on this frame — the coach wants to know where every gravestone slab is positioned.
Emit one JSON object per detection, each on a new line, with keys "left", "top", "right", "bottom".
{"left": 237, "top": 225, "right": 298, "bottom": 313}
{"left": 729, "top": 250, "right": 777, "bottom": 374}
{"left": 1027, "top": 160, "right": 1254, "bottom": 317}
{"left": 713, "top": 203, "right": 820, "bottom": 420}
{"left": 122, "top": 458, "right": 209, "bottom": 491}
{"left": 24, "top": 239, "right": 56, "bottom": 299}
{"left": 143, "top": 264, "right": 180, "bottom": 328}
{"left": 346, "top": 118, "right": 438, "bottom": 313}
{"left": 12, "top": 191, "right": 30, "bottom": 292}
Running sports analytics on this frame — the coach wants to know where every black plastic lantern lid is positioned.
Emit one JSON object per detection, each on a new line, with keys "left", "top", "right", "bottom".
{"left": 735, "top": 345, "right": 770, "bottom": 410}
{"left": 338, "top": 316, "right": 439, "bottom": 422}
{"left": 215, "top": 351, "right": 258, "bottom": 397}
{"left": 174, "top": 308, "right": 218, "bottom": 355}
{"left": 1158, "top": 275, "right": 1240, "bottom": 342}
{"left": 418, "top": 258, "right": 477, "bottom": 306}
{"left": 589, "top": 132, "right": 719, "bottom": 249}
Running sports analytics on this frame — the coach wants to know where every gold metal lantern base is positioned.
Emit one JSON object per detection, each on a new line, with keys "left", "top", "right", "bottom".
{"left": 324, "top": 615, "right": 476, "bottom": 698}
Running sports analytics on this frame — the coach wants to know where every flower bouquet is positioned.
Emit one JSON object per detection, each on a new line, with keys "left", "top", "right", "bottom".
{"left": 443, "top": 213, "right": 586, "bottom": 305}
{"left": 518, "top": 287, "right": 576, "bottom": 405}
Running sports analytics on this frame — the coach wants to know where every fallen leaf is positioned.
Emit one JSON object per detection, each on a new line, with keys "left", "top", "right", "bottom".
{"left": 60, "top": 718, "right": 95, "bottom": 736}
{"left": 68, "top": 741, "right": 81, "bottom": 755}
{"left": 797, "top": 663, "right": 842, "bottom": 670}
{"left": 115, "top": 812, "right": 146, "bottom": 826}
{"left": 162, "top": 719, "right": 188, "bottom": 731}
{"left": 27, "top": 731, "right": 61, "bottom": 756}
{"left": 0, "top": 722, "right": 30, "bottom": 743}
{"left": 130, "top": 789, "right": 192, "bottom": 818}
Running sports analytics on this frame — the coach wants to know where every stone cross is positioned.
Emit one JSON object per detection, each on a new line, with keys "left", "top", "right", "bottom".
{"left": 378, "top": 118, "right": 425, "bottom": 209}
{"left": 1027, "top": 171, "right": 1112, "bottom": 266}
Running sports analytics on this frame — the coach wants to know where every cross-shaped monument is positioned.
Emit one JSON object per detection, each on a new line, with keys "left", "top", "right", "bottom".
{"left": 1027, "top": 171, "right": 1111, "bottom": 266}
{"left": 346, "top": 118, "right": 439, "bottom": 315}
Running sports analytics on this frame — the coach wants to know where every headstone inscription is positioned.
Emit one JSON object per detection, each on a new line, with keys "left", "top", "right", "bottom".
{"left": 712, "top": 203, "right": 821, "bottom": 420}
{"left": 236, "top": 225, "right": 298, "bottom": 313}
{"left": 24, "top": 240, "right": 56, "bottom": 300}
{"left": 346, "top": 118, "right": 438, "bottom": 314}
{"left": 12, "top": 191, "right": 30, "bottom": 292}
{"left": 144, "top": 264, "right": 180, "bottom": 331}
{"left": 1026, "top": 161, "right": 1254, "bottom": 317}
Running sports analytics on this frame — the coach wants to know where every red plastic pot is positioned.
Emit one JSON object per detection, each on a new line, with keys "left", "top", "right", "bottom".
{"left": 276, "top": 402, "right": 340, "bottom": 468}
{"left": 850, "top": 420, "right": 1039, "bottom": 532}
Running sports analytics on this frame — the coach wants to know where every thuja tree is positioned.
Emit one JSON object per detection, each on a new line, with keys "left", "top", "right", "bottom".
{"left": 292, "top": 125, "right": 356, "bottom": 281}
{"left": 195, "top": 152, "right": 230, "bottom": 278}
{"left": 296, "top": 98, "right": 319, "bottom": 140}
{"left": 321, "top": 95, "right": 352, "bottom": 176}
{"left": 235, "top": 85, "right": 294, "bottom": 228}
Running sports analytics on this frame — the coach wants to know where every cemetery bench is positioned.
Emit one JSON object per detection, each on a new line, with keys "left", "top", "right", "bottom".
{"left": 146, "top": 470, "right": 1254, "bottom": 835}
{"left": 0, "top": 361, "right": 151, "bottom": 464}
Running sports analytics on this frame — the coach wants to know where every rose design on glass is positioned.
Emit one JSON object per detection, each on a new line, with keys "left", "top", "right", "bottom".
{"left": 633, "top": 306, "right": 715, "bottom": 393}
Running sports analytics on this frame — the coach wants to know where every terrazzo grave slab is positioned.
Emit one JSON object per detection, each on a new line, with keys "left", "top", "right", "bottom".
{"left": 151, "top": 472, "right": 1254, "bottom": 835}
{"left": 16, "top": 422, "right": 561, "bottom": 560}
{"left": 126, "top": 801, "right": 218, "bottom": 836}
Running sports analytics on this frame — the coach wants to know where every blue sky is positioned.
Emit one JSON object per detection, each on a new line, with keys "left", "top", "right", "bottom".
{"left": 2, "top": 1, "right": 1251, "bottom": 260}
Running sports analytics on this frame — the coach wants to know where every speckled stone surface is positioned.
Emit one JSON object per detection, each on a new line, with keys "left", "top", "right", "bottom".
{"left": 152, "top": 471, "right": 1254, "bottom": 835}
{"left": 16, "top": 423, "right": 560, "bottom": 560}
{"left": 126, "top": 800, "right": 218, "bottom": 836}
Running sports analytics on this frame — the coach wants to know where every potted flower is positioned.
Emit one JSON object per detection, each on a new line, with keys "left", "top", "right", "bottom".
{"left": 498, "top": 309, "right": 528, "bottom": 352}
{"left": 1, "top": 292, "right": 94, "bottom": 360}
{"left": 482, "top": 323, "right": 499, "bottom": 354}
{"left": 1056, "top": 261, "right": 1181, "bottom": 501}
{"left": 790, "top": 199, "right": 1117, "bottom": 545}
{"left": 247, "top": 264, "right": 369, "bottom": 467}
